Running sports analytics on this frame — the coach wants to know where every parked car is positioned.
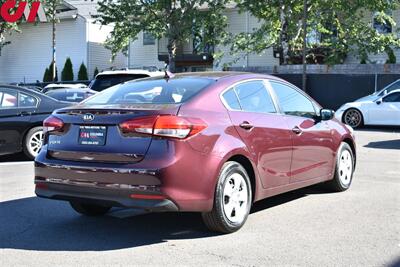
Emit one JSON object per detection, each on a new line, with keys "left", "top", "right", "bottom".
{"left": 34, "top": 72, "right": 356, "bottom": 233}
{"left": 42, "top": 83, "right": 88, "bottom": 93}
{"left": 355, "top": 79, "right": 400, "bottom": 102}
{"left": 0, "top": 85, "right": 71, "bottom": 159}
{"left": 335, "top": 88, "right": 400, "bottom": 128}
{"left": 45, "top": 88, "right": 97, "bottom": 103}
{"left": 89, "top": 69, "right": 164, "bottom": 92}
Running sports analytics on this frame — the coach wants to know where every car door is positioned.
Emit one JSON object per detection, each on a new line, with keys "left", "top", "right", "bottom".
{"left": 0, "top": 88, "right": 38, "bottom": 155}
{"left": 368, "top": 92, "right": 400, "bottom": 126}
{"left": 222, "top": 80, "right": 293, "bottom": 189}
{"left": 268, "top": 81, "right": 335, "bottom": 183}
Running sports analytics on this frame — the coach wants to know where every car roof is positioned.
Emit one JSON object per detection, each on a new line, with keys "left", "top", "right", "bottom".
{"left": 46, "top": 88, "right": 97, "bottom": 93}
{"left": 0, "top": 84, "right": 42, "bottom": 94}
{"left": 97, "top": 69, "right": 164, "bottom": 77}
{"left": 44, "top": 83, "right": 87, "bottom": 89}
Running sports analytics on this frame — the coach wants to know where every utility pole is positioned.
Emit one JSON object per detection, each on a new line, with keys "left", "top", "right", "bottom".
{"left": 52, "top": 0, "right": 56, "bottom": 81}
{"left": 302, "top": 0, "right": 308, "bottom": 92}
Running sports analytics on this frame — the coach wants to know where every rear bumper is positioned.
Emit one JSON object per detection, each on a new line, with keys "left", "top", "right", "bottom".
{"left": 35, "top": 182, "right": 178, "bottom": 212}
{"left": 34, "top": 142, "right": 221, "bottom": 212}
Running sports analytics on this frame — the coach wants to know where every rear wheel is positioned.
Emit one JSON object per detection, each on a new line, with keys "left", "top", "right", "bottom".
{"left": 327, "top": 142, "right": 355, "bottom": 192}
{"left": 202, "top": 161, "right": 252, "bottom": 233}
{"left": 23, "top": 126, "right": 44, "bottom": 159}
{"left": 343, "top": 108, "right": 363, "bottom": 128}
{"left": 70, "top": 201, "right": 111, "bottom": 216}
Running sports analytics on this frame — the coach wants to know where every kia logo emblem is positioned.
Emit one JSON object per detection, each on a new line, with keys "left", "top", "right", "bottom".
{"left": 83, "top": 113, "right": 94, "bottom": 121}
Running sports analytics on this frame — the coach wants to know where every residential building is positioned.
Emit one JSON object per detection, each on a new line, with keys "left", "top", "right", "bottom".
{"left": 0, "top": 0, "right": 127, "bottom": 84}
{"left": 128, "top": 7, "right": 400, "bottom": 71}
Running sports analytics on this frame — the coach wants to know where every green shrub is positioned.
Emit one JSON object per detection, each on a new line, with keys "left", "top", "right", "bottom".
{"left": 386, "top": 48, "right": 396, "bottom": 64}
{"left": 61, "top": 57, "right": 74, "bottom": 81}
{"left": 78, "top": 62, "right": 89, "bottom": 80}
{"left": 43, "top": 67, "right": 50, "bottom": 82}
{"left": 48, "top": 62, "right": 58, "bottom": 81}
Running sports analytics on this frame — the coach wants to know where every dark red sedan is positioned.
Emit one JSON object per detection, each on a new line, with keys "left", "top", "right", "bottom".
{"left": 34, "top": 72, "right": 356, "bottom": 233}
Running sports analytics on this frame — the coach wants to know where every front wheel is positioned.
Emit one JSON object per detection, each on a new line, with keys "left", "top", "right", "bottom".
{"left": 327, "top": 142, "right": 355, "bottom": 192}
{"left": 343, "top": 108, "right": 363, "bottom": 128}
{"left": 202, "top": 161, "right": 252, "bottom": 233}
{"left": 70, "top": 201, "right": 111, "bottom": 216}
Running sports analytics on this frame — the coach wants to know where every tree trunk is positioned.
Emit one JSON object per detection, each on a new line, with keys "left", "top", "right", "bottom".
{"left": 302, "top": 0, "right": 308, "bottom": 92}
{"left": 167, "top": 38, "right": 177, "bottom": 73}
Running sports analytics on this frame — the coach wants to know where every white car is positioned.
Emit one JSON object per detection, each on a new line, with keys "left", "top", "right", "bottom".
{"left": 335, "top": 88, "right": 400, "bottom": 128}
{"left": 89, "top": 68, "right": 164, "bottom": 92}
{"left": 43, "top": 83, "right": 87, "bottom": 93}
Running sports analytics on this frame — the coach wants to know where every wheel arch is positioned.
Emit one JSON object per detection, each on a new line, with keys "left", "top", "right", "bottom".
{"left": 342, "top": 107, "right": 365, "bottom": 125}
{"left": 342, "top": 137, "right": 357, "bottom": 168}
{"left": 225, "top": 154, "right": 258, "bottom": 204}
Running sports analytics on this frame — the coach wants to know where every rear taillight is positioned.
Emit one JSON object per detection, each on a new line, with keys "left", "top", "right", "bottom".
{"left": 43, "top": 116, "right": 64, "bottom": 133}
{"left": 119, "top": 115, "right": 207, "bottom": 139}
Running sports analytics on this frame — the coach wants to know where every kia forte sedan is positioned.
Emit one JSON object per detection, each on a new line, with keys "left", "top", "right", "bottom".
{"left": 34, "top": 72, "right": 356, "bottom": 233}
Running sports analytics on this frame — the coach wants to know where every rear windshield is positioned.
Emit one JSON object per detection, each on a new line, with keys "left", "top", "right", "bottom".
{"left": 90, "top": 74, "right": 150, "bottom": 92}
{"left": 83, "top": 77, "right": 213, "bottom": 105}
{"left": 46, "top": 90, "right": 94, "bottom": 102}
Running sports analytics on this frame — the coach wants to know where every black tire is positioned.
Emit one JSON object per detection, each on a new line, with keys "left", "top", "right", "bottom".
{"left": 23, "top": 126, "right": 44, "bottom": 160}
{"left": 202, "top": 161, "right": 252, "bottom": 233}
{"left": 343, "top": 108, "right": 363, "bottom": 128}
{"left": 70, "top": 201, "right": 111, "bottom": 216}
{"left": 327, "top": 142, "right": 355, "bottom": 192}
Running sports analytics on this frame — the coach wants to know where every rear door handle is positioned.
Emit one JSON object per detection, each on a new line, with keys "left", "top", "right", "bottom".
{"left": 239, "top": 121, "right": 254, "bottom": 130}
{"left": 292, "top": 126, "right": 302, "bottom": 134}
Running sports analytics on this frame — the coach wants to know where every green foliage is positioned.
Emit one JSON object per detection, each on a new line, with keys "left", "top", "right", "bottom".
{"left": 93, "top": 67, "right": 99, "bottom": 78}
{"left": 61, "top": 57, "right": 74, "bottom": 81}
{"left": 96, "top": 0, "right": 228, "bottom": 71}
{"left": 43, "top": 68, "right": 51, "bottom": 82}
{"left": 78, "top": 62, "right": 89, "bottom": 80}
{"left": 48, "top": 62, "right": 58, "bottom": 82}
{"left": 386, "top": 47, "right": 396, "bottom": 64}
{"left": 231, "top": 0, "right": 400, "bottom": 65}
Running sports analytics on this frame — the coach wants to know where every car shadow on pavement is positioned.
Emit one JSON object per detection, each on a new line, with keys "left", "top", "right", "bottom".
{"left": 251, "top": 184, "right": 332, "bottom": 214}
{"left": 0, "top": 184, "right": 332, "bottom": 252}
{"left": 0, "top": 152, "right": 31, "bottom": 163}
{"left": 364, "top": 139, "right": 400, "bottom": 150}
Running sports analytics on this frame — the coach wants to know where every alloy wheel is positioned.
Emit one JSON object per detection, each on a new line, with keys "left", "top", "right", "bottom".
{"left": 344, "top": 109, "right": 362, "bottom": 128}
{"left": 28, "top": 130, "right": 44, "bottom": 157}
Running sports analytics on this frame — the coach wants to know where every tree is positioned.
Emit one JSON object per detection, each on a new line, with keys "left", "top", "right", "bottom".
{"left": 61, "top": 57, "right": 74, "bottom": 81}
{"left": 43, "top": 68, "right": 51, "bottom": 82}
{"left": 96, "top": 0, "right": 228, "bottom": 72}
{"left": 48, "top": 61, "right": 58, "bottom": 82}
{"left": 78, "top": 62, "right": 89, "bottom": 80}
{"left": 230, "top": 0, "right": 400, "bottom": 65}
{"left": 93, "top": 67, "right": 99, "bottom": 78}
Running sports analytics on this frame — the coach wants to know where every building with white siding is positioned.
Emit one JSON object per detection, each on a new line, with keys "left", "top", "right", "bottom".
{"left": 0, "top": 0, "right": 127, "bottom": 84}
{"left": 128, "top": 7, "right": 400, "bottom": 71}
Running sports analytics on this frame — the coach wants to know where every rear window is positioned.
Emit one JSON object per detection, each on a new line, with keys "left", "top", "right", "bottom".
{"left": 83, "top": 77, "right": 214, "bottom": 105}
{"left": 90, "top": 74, "right": 150, "bottom": 92}
{"left": 46, "top": 90, "right": 94, "bottom": 102}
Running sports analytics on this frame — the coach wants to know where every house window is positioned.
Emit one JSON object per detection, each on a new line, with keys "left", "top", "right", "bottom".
{"left": 373, "top": 12, "right": 392, "bottom": 34}
{"left": 143, "top": 32, "right": 155, "bottom": 45}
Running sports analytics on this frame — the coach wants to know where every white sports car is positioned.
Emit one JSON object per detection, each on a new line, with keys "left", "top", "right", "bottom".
{"left": 335, "top": 79, "right": 400, "bottom": 128}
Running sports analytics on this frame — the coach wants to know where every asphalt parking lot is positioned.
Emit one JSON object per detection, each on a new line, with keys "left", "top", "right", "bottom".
{"left": 0, "top": 128, "right": 399, "bottom": 266}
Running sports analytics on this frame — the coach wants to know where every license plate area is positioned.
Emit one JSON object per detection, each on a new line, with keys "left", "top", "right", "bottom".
{"left": 78, "top": 125, "right": 107, "bottom": 146}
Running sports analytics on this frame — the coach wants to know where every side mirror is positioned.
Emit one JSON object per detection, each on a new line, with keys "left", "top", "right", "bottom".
{"left": 320, "top": 109, "right": 334, "bottom": 121}
{"left": 376, "top": 99, "right": 382, "bottom": 105}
